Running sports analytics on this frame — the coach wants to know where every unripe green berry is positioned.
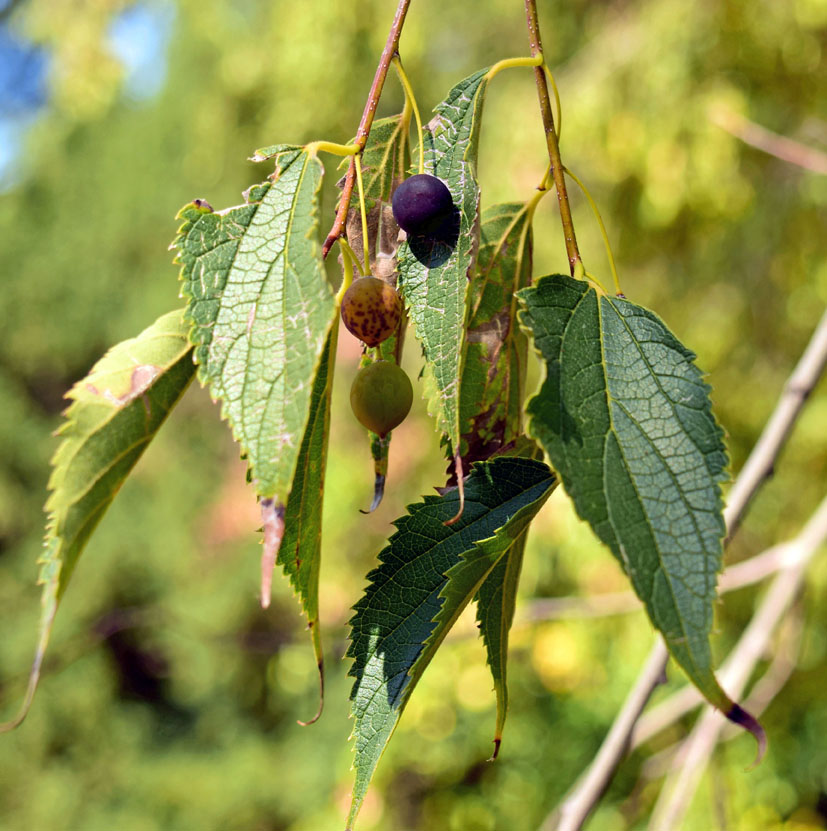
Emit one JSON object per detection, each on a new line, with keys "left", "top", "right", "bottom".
{"left": 340, "top": 276, "right": 403, "bottom": 347}
{"left": 350, "top": 361, "right": 413, "bottom": 438}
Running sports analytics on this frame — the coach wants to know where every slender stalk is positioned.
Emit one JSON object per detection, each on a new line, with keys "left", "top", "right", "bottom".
{"left": 564, "top": 166, "right": 622, "bottom": 294}
{"left": 322, "top": 0, "right": 412, "bottom": 258}
{"left": 544, "top": 65, "right": 562, "bottom": 140}
{"left": 306, "top": 141, "right": 359, "bottom": 158}
{"left": 393, "top": 56, "right": 425, "bottom": 174}
{"left": 354, "top": 154, "right": 371, "bottom": 273}
{"left": 485, "top": 54, "right": 543, "bottom": 79}
{"left": 524, "top": 0, "right": 581, "bottom": 275}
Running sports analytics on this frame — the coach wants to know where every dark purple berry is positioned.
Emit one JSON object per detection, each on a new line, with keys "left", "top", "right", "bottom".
{"left": 391, "top": 174, "right": 454, "bottom": 235}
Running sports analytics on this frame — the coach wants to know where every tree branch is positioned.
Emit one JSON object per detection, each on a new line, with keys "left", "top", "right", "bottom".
{"left": 648, "top": 494, "right": 827, "bottom": 831}
{"left": 522, "top": 537, "right": 803, "bottom": 625}
{"left": 321, "top": 0, "right": 412, "bottom": 258}
{"left": 710, "top": 106, "right": 827, "bottom": 175}
{"left": 543, "top": 305, "right": 827, "bottom": 831}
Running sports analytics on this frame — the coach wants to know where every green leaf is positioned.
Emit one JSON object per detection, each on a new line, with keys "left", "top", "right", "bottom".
{"left": 518, "top": 274, "right": 764, "bottom": 746}
{"left": 174, "top": 147, "right": 336, "bottom": 505}
{"left": 346, "top": 456, "right": 555, "bottom": 829}
{"left": 475, "top": 531, "right": 527, "bottom": 759}
{"left": 459, "top": 201, "right": 534, "bottom": 464}
{"left": 1, "top": 309, "right": 195, "bottom": 732}
{"left": 264, "top": 319, "right": 339, "bottom": 722}
{"left": 397, "top": 68, "right": 489, "bottom": 452}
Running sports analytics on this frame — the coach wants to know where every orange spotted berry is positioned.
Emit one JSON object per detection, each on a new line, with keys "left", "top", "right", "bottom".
{"left": 341, "top": 276, "right": 402, "bottom": 347}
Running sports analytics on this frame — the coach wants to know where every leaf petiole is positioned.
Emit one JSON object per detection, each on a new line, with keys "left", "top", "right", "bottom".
{"left": 393, "top": 55, "right": 425, "bottom": 175}
{"left": 305, "top": 140, "right": 359, "bottom": 158}
{"left": 336, "top": 238, "right": 365, "bottom": 303}
{"left": 485, "top": 54, "right": 543, "bottom": 80}
{"left": 353, "top": 153, "right": 371, "bottom": 275}
{"left": 544, "top": 65, "right": 562, "bottom": 140}
{"left": 564, "top": 166, "right": 622, "bottom": 295}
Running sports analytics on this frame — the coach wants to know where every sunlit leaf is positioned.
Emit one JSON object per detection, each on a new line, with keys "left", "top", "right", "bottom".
{"left": 475, "top": 531, "right": 527, "bottom": 759}
{"left": 346, "top": 456, "right": 555, "bottom": 829}
{"left": 175, "top": 146, "right": 336, "bottom": 504}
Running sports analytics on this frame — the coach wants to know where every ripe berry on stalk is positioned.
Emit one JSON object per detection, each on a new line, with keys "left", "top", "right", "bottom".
{"left": 350, "top": 361, "right": 413, "bottom": 438}
{"left": 340, "top": 277, "right": 402, "bottom": 347}
{"left": 391, "top": 174, "right": 454, "bottom": 235}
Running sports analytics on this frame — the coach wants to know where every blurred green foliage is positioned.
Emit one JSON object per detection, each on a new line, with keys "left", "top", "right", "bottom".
{"left": 1, "top": 0, "right": 826, "bottom": 829}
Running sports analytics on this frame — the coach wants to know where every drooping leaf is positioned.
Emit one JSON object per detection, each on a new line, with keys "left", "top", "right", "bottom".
{"left": 346, "top": 456, "right": 556, "bottom": 829}
{"left": 1, "top": 309, "right": 195, "bottom": 732}
{"left": 475, "top": 531, "right": 527, "bottom": 759}
{"left": 266, "top": 318, "right": 339, "bottom": 723}
{"left": 517, "top": 274, "right": 765, "bottom": 748}
{"left": 397, "top": 68, "right": 489, "bottom": 453}
{"left": 173, "top": 147, "right": 340, "bottom": 681}
{"left": 459, "top": 201, "right": 534, "bottom": 465}
{"left": 175, "top": 146, "right": 336, "bottom": 505}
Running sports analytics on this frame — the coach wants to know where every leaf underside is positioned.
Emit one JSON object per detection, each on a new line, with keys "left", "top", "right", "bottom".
{"left": 346, "top": 456, "right": 556, "bottom": 829}
{"left": 397, "top": 68, "right": 489, "bottom": 453}
{"left": 274, "top": 319, "right": 339, "bottom": 715}
{"left": 173, "top": 147, "right": 338, "bottom": 681}
{"left": 2, "top": 309, "right": 195, "bottom": 732}
{"left": 175, "top": 146, "right": 336, "bottom": 505}
{"left": 475, "top": 530, "right": 528, "bottom": 758}
{"left": 517, "top": 274, "right": 764, "bottom": 747}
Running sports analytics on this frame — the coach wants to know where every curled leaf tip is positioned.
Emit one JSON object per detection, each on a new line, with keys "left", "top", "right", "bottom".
{"left": 260, "top": 499, "right": 285, "bottom": 609}
{"left": 487, "top": 737, "right": 502, "bottom": 762}
{"left": 725, "top": 703, "right": 767, "bottom": 767}
{"left": 298, "top": 620, "right": 325, "bottom": 726}
{"left": 359, "top": 474, "right": 386, "bottom": 514}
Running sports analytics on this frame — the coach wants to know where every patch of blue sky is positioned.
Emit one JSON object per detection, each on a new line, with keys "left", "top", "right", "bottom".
{"left": 108, "top": 1, "right": 176, "bottom": 102}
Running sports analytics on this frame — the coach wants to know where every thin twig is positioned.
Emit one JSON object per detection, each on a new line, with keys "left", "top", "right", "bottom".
{"left": 725, "top": 307, "right": 827, "bottom": 540}
{"left": 711, "top": 106, "right": 827, "bottom": 175}
{"left": 545, "top": 306, "right": 827, "bottom": 831}
{"left": 648, "top": 495, "right": 827, "bottom": 831}
{"left": 545, "top": 644, "right": 669, "bottom": 831}
{"left": 524, "top": 0, "right": 581, "bottom": 275}
{"left": 321, "top": 0, "right": 412, "bottom": 258}
{"left": 521, "top": 539, "right": 799, "bottom": 625}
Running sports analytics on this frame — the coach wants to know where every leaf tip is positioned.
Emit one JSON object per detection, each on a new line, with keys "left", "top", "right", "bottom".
{"left": 359, "top": 474, "right": 386, "bottom": 514}
{"left": 725, "top": 703, "right": 767, "bottom": 767}
{"left": 487, "top": 737, "right": 502, "bottom": 762}
{"left": 297, "top": 654, "right": 325, "bottom": 727}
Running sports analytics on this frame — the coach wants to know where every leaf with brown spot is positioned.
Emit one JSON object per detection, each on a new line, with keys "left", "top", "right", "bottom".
{"left": 1, "top": 309, "right": 195, "bottom": 733}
